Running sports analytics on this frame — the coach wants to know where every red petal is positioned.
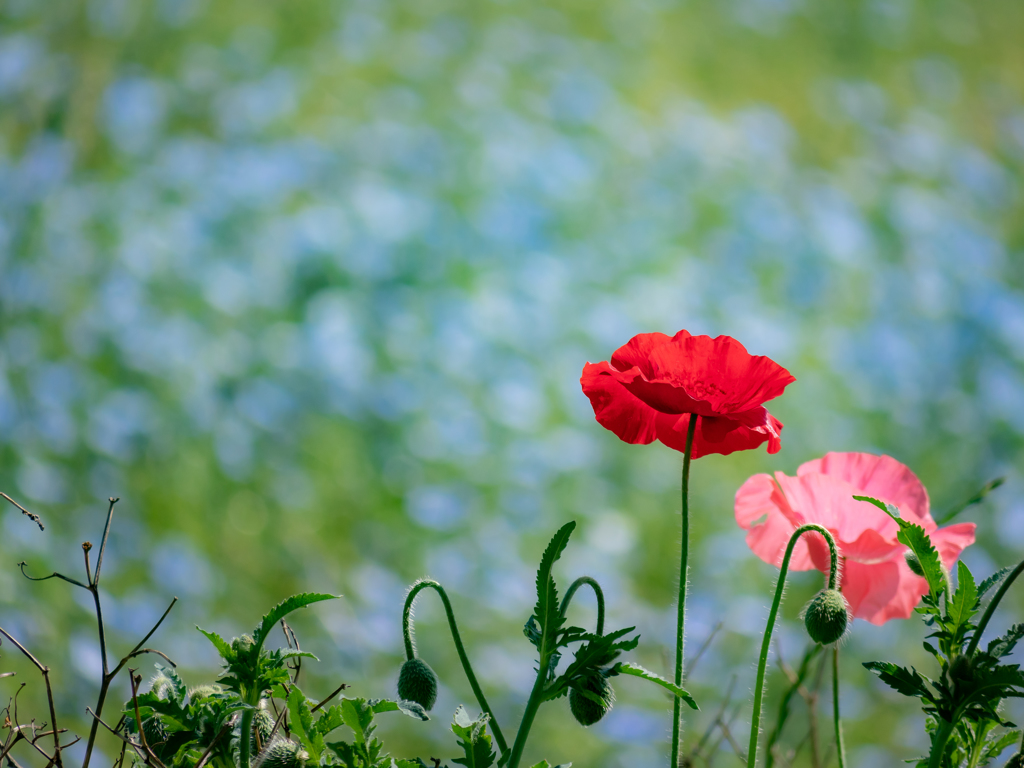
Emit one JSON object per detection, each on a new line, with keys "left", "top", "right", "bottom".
{"left": 580, "top": 361, "right": 660, "bottom": 445}
{"left": 609, "top": 332, "right": 676, "bottom": 376}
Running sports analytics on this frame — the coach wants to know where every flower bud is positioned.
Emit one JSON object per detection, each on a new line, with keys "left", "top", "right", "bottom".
{"left": 905, "top": 552, "right": 924, "bottom": 577}
{"left": 232, "top": 634, "right": 255, "bottom": 658}
{"left": 253, "top": 707, "right": 275, "bottom": 746}
{"left": 803, "top": 589, "right": 849, "bottom": 645}
{"left": 397, "top": 658, "right": 438, "bottom": 711}
{"left": 260, "top": 739, "right": 308, "bottom": 768}
{"left": 569, "top": 673, "right": 614, "bottom": 727}
{"left": 188, "top": 685, "right": 220, "bottom": 701}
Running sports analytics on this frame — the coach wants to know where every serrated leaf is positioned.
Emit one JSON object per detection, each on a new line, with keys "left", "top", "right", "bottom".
{"left": 607, "top": 662, "right": 699, "bottom": 710}
{"left": 195, "top": 628, "right": 233, "bottom": 661}
{"left": 252, "top": 592, "right": 338, "bottom": 651}
{"left": 979, "top": 567, "right": 1013, "bottom": 600}
{"left": 988, "top": 624, "right": 1024, "bottom": 658}
{"left": 534, "top": 523, "right": 576, "bottom": 643}
{"left": 288, "top": 685, "right": 324, "bottom": 761}
{"left": 368, "top": 698, "right": 430, "bottom": 721}
{"left": 279, "top": 650, "right": 320, "bottom": 662}
{"left": 854, "top": 497, "right": 947, "bottom": 597}
{"left": 949, "top": 560, "right": 978, "bottom": 630}
{"left": 981, "top": 730, "right": 1020, "bottom": 763}
{"left": 450, "top": 706, "right": 495, "bottom": 768}
{"left": 863, "top": 661, "right": 934, "bottom": 700}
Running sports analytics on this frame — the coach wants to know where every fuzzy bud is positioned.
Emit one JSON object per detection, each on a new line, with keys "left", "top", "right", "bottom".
{"left": 803, "top": 589, "right": 849, "bottom": 645}
{"left": 253, "top": 707, "right": 275, "bottom": 746}
{"left": 397, "top": 658, "right": 438, "bottom": 711}
{"left": 569, "top": 673, "right": 615, "bottom": 727}
{"left": 260, "top": 739, "right": 308, "bottom": 768}
{"left": 905, "top": 552, "right": 924, "bottom": 577}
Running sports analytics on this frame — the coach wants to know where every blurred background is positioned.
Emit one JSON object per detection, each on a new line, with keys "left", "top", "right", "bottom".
{"left": 2, "top": 0, "right": 1024, "bottom": 765}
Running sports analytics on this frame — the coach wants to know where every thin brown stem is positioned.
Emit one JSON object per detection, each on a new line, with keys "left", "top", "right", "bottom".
{"left": 92, "top": 498, "right": 119, "bottom": 585}
{"left": 310, "top": 682, "right": 348, "bottom": 713}
{"left": 1, "top": 493, "right": 44, "bottom": 530}
{"left": 0, "top": 627, "right": 63, "bottom": 767}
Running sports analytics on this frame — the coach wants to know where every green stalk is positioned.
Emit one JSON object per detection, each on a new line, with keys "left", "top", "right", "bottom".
{"left": 671, "top": 415, "right": 698, "bottom": 768}
{"left": 506, "top": 621, "right": 553, "bottom": 768}
{"left": 928, "top": 719, "right": 955, "bottom": 768}
{"left": 832, "top": 646, "right": 846, "bottom": 768}
{"left": 238, "top": 688, "right": 257, "bottom": 768}
{"left": 747, "top": 524, "right": 839, "bottom": 768}
{"left": 966, "top": 558, "right": 1024, "bottom": 658}
{"left": 402, "top": 579, "right": 508, "bottom": 755}
{"left": 559, "top": 576, "right": 605, "bottom": 636}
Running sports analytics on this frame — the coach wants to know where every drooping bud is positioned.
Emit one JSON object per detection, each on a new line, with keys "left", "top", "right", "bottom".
{"left": 188, "top": 685, "right": 220, "bottom": 701}
{"left": 397, "top": 658, "right": 438, "bottom": 711}
{"left": 259, "top": 739, "right": 308, "bottom": 768}
{"left": 905, "top": 552, "right": 924, "bottom": 577}
{"left": 569, "top": 672, "right": 615, "bottom": 727}
{"left": 803, "top": 589, "right": 849, "bottom": 645}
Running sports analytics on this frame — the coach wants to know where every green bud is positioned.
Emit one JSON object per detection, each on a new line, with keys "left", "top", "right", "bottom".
{"left": 188, "top": 685, "right": 220, "bottom": 701}
{"left": 259, "top": 739, "right": 308, "bottom": 768}
{"left": 803, "top": 589, "right": 849, "bottom": 645}
{"left": 569, "top": 673, "right": 614, "bottom": 727}
{"left": 398, "top": 658, "right": 438, "bottom": 711}
{"left": 253, "top": 707, "right": 275, "bottom": 746}
{"left": 232, "top": 634, "right": 255, "bottom": 655}
{"left": 905, "top": 552, "right": 924, "bottom": 577}
{"left": 1004, "top": 753, "right": 1024, "bottom": 768}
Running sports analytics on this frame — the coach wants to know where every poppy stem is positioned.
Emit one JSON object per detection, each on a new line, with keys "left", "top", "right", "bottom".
{"left": 965, "top": 557, "right": 1024, "bottom": 658}
{"left": 559, "top": 576, "right": 605, "bottom": 636}
{"left": 402, "top": 579, "right": 508, "bottom": 756}
{"left": 832, "top": 646, "right": 846, "bottom": 768}
{"left": 670, "top": 415, "right": 698, "bottom": 768}
{"left": 747, "top": 524, "right": 839, "bottom": 768}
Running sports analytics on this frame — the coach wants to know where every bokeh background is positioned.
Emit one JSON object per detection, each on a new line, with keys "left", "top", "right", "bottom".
{"left": 2, "top": 0, "right": 1024, "bottom": 765}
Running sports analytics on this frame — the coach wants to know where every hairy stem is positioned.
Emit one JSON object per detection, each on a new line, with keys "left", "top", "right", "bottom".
{"left": 832, "top": 647, "right": 846, "bottom": 768}
{"left": 747, "top": 524, "right": 839, "bottom": 768}
{"left": 966, "top": 557, "right": 1024, "bottom": 658}
{"left": 402, "top": 579, "right": 508, "bottom": 755}
{"left": 558, "top": 576, "right": 605, "bottom": 636}
{"left": 671, "top": 415, "right": 698, "bottom": 768}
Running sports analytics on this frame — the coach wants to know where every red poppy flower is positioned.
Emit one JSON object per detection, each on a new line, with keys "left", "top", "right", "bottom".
{"left": 735, "top": 452, "right": 977, "bottom": 625}
{"left": 580, "top": 331, "right": 796, "bottom": 459}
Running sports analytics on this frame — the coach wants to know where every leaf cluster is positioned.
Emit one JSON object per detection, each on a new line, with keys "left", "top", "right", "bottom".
{"left": 856, "top": 496, "right": 1023, "bottom": 767}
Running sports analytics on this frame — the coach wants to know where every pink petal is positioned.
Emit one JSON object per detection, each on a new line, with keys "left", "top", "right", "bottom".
{"left": 797, "top": 452, "right": 932, "bottom": 528}
{"left": 842, "top": 558, "right": 928, "bottom": 624}
{"left": 930, "top": 523, "right": 977, "bottom": 568}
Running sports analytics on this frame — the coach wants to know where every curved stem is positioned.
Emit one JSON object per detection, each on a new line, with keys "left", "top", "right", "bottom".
{"left": 747, "top": 524, "right": 840, "bottom": 768}
{"left": 966, "top": 558, "right": 1024, "bottom": 658}
{"left": 832, "top": 646, "right": 846, "bottom": 768}
{"left": 559, "top": 576, "right": 605, "bottom": 636}
{"left": 671, "top": 415, "right": 698, "bottom": 768}
{"left": 402, "top": 579, "right": 508, "bottom": 755}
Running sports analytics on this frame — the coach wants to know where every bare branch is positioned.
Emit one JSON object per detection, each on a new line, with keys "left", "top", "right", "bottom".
{"left": 92, "top": 498, "right": 119, "bottom": 586}
{"left": 1, "top": 493, "right": 44, "bottom": 531}
{"left": 0, "top": 627, "right": 64, "bottom": 767}
{"left": 110, "top": 597, "right": 178, "bottom": 678}
{"left": 310, "top": 682, "right": 348, "bottom": 714}
{"left": 16, "top": 562, "right": 89, "bottom": 591}
{"left": 685, "top": 621, "right": 723, "bottom": 680}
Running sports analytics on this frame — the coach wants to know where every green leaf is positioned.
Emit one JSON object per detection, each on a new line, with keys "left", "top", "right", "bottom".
{"left": 279, "top": 649, "right": 319, "bottom": 662}
{"left": 607, "top": 662, "right": 699, "bottom": 710}
{"left": 195, "top": 627, "right": 233, "bottom": 660}
{"left": 340, "top": 698, "right": 374, "bottom": 748}
{"left": 287, "top": 685, "right": 324, "bottom": 761}
{"left": 252, "top": 592, "right": 338, "bottom": 651}
{"left": 979, "top": 567, "right": 1013, "bottom": 600}
{"left": 369, "top": 698, "right": 430, "bottom": 721}
{"left": 533, "top": 523, "right": 576, "bottom": 643}
{"left": 450, "top": 706, "right": 496, "bottom": 768}
{"left": 527, "top": 763, "right": 572, "bottom": 768}
{"left": 948, "top": 561, "right": 978, "bottom": 630}
{"left": 862, "top": 661, "right": 934, "bottom": 700}
{"left": 988, "top": 624, "right": 1024, "bottom": 659}
{"left": 855, "top": 497, "right": 947, "bottom": 597}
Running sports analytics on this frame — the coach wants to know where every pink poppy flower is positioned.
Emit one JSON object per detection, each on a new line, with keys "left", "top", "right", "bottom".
{"left": 734, "top": 452, "right": 976, "bottom": 625}
{"left": 580, "top": 331, "right": 795, "bottom": 459}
